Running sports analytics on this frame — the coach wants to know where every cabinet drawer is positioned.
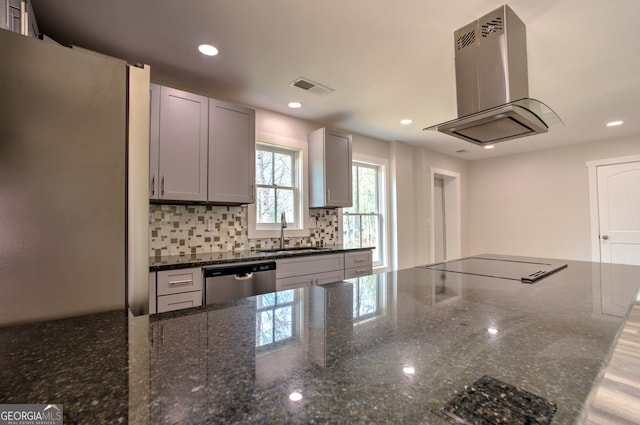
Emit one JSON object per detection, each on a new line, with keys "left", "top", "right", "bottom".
{"left": 276, "top": 254, "right": 344, "bottom": 279}
{"left": 345, "top": 266, "right": 373, "bottom": 279}
{"left": 157, "top": 267, "right": 203, "bottom": 296}
{"left": 157, "top": 291, "right": 202, "bottom": 313}
{"left": 276, "top": 269, "right": 345, "bottom": 291}
{"left": 345, "top": 250, "right": 372, "bottom": 269}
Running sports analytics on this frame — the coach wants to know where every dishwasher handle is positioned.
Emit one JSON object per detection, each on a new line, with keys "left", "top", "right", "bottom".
{"left": 234, "top": 273, "right": 253, "bottom": 281}
{"left": 203, "top": 260, "right": 276, "bottom": 278}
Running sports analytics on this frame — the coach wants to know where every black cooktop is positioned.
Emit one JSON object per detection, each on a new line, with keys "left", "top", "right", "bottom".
{"left": 421, "top": 256, "right": 567, "bottom": 283}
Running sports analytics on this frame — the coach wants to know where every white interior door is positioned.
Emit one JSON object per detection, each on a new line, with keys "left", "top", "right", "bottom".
{"left": 434, "top": 177, "right": 446, "bottom": 262}
{"left": 597, "top": 161, "right": 640, "bottom": 266}
{"left": 430, "top": 168, "right": 461, "bottom": 263}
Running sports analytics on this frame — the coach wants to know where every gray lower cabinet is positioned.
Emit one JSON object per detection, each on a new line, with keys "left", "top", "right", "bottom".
{"left": 149, "top": 84, "right": 208, "bottom": 201}
{"left": 344, "top": 250, "right": 373, "bottom": 278}
{"left": 208, "top": 99, "right": 255, "bottom": 204}
{"left": 309, "top": 128, "right": 353, "bottom": 208}
{"left": 154, "top": 267, "right": 203, "bottom": 314}
{"left": 276, "top": 253, "right": 345, "bottom": 291}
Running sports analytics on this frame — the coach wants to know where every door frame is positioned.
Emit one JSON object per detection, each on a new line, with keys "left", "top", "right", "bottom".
{"left": 586, "top": 154, "right": 640, "bottom": 262}
{"left": 429, "top": 167, "right": 461, "bottom": 263}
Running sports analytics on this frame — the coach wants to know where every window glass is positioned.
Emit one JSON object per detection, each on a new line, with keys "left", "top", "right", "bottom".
{"left": 343, "top": 162, "right": 384, "bottom": 266}
{"left": 256, "top": 289, "right": 298, "bottom": 350}
{"left": 256, "top": 144, "right": 297, "bottom": 226}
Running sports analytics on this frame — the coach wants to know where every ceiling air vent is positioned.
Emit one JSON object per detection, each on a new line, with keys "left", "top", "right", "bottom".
{"left": 289, "top": 77, "right": 334, "bottom": 96}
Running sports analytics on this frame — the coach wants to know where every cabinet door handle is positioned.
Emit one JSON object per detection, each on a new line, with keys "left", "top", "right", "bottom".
{"left": 169, "top": 279, "right": 193, "bottom": 286}
{"left": 355, "top": 258, "right": 365, "bottom": 263}
{"left": 327, "top": 188, "right": 331, "bottom": 202}
{"left": 161, "top": 175, "right": 165, "bottom": 196}
{"left": 151, "top": 174, "right": 155, "bottom": 196}
{"left": 355, "top": 269, "right": 368, "bottom": 273}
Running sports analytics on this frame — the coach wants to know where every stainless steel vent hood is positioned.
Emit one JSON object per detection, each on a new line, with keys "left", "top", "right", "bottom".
{"left": 425, "top": 5, "right": 562, "bottom": 146}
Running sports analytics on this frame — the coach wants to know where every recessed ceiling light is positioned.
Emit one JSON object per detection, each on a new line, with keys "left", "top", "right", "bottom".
{"left": 487, "top": 327, "right": 499, "bottom": 335}
{"left": 288, "top": 101, "right": 302, "bottom": 109}
{"left": 198, "top": 44, "right": 219, "bottom": 56}
{"left": 400, "top": 119, "right": 413, "bottom": 125}
{"left": 484, "top": 145, "right": 495, "bottom": 150}
{"left": 606, "top": 120, "right": 623, "bottom": 127}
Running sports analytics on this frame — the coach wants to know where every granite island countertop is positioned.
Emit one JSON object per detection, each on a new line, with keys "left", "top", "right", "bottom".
{"left": 2, "top": 254, "right": 640, "bottom": 424}
{"left": 149, "top": 244, "right": 373, "bottom": 271}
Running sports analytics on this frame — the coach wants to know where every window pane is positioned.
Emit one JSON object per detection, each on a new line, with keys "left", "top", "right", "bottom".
{"left": 257, "top": 292, "right": 276, "bottom": 308}
{"left": 256, "top": 150, "right": 273, "bottom": 185}
{"left": 277, "top": 289, "right": 294, "bottom": 303}
{"left": 274, "top": 152, "right": 293, "bottom": 187}
{"left": 274, "top": 306, "right": 293, "bottom": 341}
{"left": 276, "top": 189, "right": 294, "bottom": 224}
{"left": 257, "top": 187, "right": 275, "bottom": 224}
{"left": 361, "top": 214, "right": 378, "bottom": 251}
{"left": 358, "top": 166, "right": 377, "bottom": 213}
{"left": 343, "top": 215, "right": 361, "bottom": 248}
{"left": 257, "top": 310, "right": 273, "bottom": 346}
{"left": 358, "top": 275, "right": 378, "bottom": 316}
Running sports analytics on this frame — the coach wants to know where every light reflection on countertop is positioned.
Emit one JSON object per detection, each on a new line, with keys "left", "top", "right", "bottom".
{"left": 1, "top": 255, "right": 640, "bottom": 424}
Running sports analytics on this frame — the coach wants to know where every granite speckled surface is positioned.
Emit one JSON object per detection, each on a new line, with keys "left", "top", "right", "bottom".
{"left": 2, "top": 255, "right": 640, "bottom": 424}
{"left": 149, "top": 244, "right": 372, "bottom": 271}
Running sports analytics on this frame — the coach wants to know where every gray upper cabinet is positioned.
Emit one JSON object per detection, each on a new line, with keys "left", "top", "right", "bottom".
{"left": 309, "top": 128, "right": 353, "bottom": 208}
{"left": 149, "top": 84, "right": 160, "bottom": 199}
{"left": 1, "top": 0, "right": 39, "bottom": 37}
{"left": 208, "top": 99, "right": 255, "bottom": 204}
{"left": 149, "top": 84, "right": 208, "bottom": 202}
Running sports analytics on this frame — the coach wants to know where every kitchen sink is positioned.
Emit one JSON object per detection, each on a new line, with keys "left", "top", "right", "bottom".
{"left": 258, "top": 247, "right": 331, "bottom": 254}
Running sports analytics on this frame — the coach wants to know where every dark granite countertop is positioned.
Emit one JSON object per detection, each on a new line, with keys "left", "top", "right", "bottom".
{"left": 149, "top": 244, "right": 373, "bottom": 271}
{"left": 2, "top": 254, "right": 640, "bottom": 424}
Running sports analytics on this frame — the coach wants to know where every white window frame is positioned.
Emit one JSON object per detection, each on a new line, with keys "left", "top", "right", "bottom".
{"left": 339, "top": 154, "right": 390, "bottom": 271}
{"left": 248, "top": 132, "right": 310, "bottom": 239}
{"left": 255, "top": 144, "right": 299, "bottom": 228}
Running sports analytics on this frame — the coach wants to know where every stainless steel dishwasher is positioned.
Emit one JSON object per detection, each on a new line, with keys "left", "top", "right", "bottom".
{"left": 204, "top": 260, "right": 276, "bottom": 304}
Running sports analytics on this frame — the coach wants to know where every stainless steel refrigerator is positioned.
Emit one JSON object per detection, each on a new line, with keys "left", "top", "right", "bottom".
{"left": 0, "top": 28, "right": 148, "bottom": 326}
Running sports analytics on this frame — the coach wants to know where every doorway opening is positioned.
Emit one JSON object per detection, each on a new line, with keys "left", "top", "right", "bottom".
{"left": 430, "top": 168, "right": 461, "bottom": 263}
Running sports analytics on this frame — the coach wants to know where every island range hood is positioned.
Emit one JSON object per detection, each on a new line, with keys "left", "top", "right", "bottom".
{"left": 425, "top": 5, "right": 562, "bottom": 146}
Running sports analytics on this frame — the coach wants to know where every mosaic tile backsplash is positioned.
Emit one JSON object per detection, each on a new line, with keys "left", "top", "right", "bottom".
{"left": 149, "top": 204, "right": 339, "bottom": 257}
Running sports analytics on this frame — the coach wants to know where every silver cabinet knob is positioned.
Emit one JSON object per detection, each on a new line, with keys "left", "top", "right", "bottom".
{"left": 602, "top": 235, "right": 609, "bottom": 240}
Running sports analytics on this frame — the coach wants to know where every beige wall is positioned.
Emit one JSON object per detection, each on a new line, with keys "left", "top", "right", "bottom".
{"left": 468, "top": 136, "right": 640, "bottom": 261}
{"left": 391, "top": 141, "right": 470, "bottom": 269}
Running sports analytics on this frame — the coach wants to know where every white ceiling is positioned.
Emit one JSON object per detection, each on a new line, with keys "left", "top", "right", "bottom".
{"left": 31, "top": 0, "right": 640, "bottom": 160}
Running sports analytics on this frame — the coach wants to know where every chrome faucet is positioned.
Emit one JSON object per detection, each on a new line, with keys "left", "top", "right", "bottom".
{"left": 279, "top": 212, "right": 287, "bottom": 249}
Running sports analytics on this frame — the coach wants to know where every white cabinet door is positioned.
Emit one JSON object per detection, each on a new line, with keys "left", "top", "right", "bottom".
{"left": 156, "top": 86, "right": 208, "bottom": 201}
{"left": 208, "top": 99, "right": 255, "bottom": 204}
{"left": 345, "top": 250, "right": 373, "bottom": 278}
{"left": 309, "top": 128, "right": 352, "bottom": 208}
{"left": 149, "top": 83, "right": 161, "bottom": 199}
{"left": 276, "top": 253, "right": 345, "bottom": 290}
{"left": 157, "top": 291, "right": 202, "bottom": 313}
{"left": 276, "top": 253, "right": 344, "bottom": 279}
{"left": 276, "top": 269, "right": 345, "bottom": 291}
